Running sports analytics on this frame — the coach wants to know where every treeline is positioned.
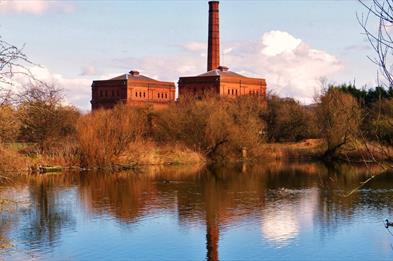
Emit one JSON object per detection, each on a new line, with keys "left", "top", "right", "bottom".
{"left": 0, "top": 82, "right": 392, "bottom": 170}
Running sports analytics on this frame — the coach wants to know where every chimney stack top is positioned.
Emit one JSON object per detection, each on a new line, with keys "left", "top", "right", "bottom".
{"left": 129, "top": 70, "right": 140, "bottom": 76}
{"left": 218, "top": 66, "right": 229, "bottom": 72}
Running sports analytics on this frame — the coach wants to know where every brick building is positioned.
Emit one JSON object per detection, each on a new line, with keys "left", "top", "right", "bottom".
{"left": 178, "top": 1, "right": 267, "bottom": 101}
{"left": 179, "top": 66, "right": 266, "bottom": 99}
{"left": 91, "top": 70, "right": 175, "bottom": 110}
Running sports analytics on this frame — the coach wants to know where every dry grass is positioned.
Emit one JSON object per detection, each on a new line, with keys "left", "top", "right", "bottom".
{"left": 119, "top": 141, "right": 205, "bottom": 166}
{"left": 0, "top": 144, "right": 30, "bottom": 175}
{"left": 258, "top": 139, "right": 325, "bottom": 161}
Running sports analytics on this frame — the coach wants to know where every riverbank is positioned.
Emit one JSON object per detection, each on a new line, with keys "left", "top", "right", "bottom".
{"left": 1, "top": 139, "right": 392, "bottom": 176}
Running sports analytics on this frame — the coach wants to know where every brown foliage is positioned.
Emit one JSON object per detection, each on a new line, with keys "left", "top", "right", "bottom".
{"left": 263, "top": 96, "right": 318, "bottom": 142}
{"left": 76, "top": 105, "right": 150, "bottom": 167}
{"left": 17, "top": 83, "right": 80, "bottom": 153}
{"left": 0, "top": 143, "right": 29, "bottom": 174}
{"left": 153, "top": 94, "right": 266, "bottom": 160}
{"left": 316, "top": 88, "right": 362, "bottom": 159}
{"left": 366, "top": 98, "right": 393, "bottom": 145}
{"left": 0, "top": 104, "right": 19, "bottom": 143}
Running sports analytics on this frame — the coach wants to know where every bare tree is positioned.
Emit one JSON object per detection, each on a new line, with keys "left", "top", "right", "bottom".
{"left": 359, "top": 0, "right": 393, "bottom": 86}
{"left": 0, "top": 36, "right": 31, "bottom": 104}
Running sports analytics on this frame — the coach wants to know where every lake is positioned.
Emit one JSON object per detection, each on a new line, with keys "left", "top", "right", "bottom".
{"left": 1, "top": 162, "right": 393, "bottom": 260}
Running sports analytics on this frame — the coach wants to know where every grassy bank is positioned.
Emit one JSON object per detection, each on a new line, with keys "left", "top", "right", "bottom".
{"left": 1, "top": 139, "right": 392, "bottom": 176}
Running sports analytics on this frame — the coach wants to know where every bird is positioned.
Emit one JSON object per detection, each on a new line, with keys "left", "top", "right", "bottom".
{"left": 385, "top": 219, "right": 393, "bottom": 228}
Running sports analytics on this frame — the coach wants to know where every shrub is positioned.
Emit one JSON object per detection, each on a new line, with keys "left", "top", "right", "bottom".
{"left": 316, "top": 88, "right": 362, "bottom": 159}
{"left": 153, "top": 94, "right": 266, "bottom": 160}
{"left": 0, "top": 104, "right": 19, "bottom": 143}
{"left": 366, "top": 98, "right": 393, "bottom": 145}
{"left": 17, "top": 83, "right": 80, "bottom": 152}
{"left": 263, "top": 96, "right": 318, "bottom": 142}
{"left": 76, "top": 105, "right": 150, "bottom": 167}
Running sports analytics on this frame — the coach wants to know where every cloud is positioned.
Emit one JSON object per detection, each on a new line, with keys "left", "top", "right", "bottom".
{"left": 9, "top": 30, "right": 340, "bottom": 110}
{"left": 224, "top": 30, "right": 343, "bottom": 103}
{"left": 0, "top": 0, "right": 75, "bottom": 15}
{"left": 116, "top": 30, "right": 342, "bottom": 104}
{"left": 80, "top": 65, "right": 98, "bottom": 76}
{"left": 261, "top": 31, "right": 302, "bottom": 56}
{"left": 5, "top": 66, "right": 91, "bottom": 111}
{"left": 183, "top": 42, "right": 206, "bottom": 52}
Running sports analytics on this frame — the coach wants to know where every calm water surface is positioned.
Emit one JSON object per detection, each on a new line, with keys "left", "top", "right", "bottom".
{"left": 1, "top": 162, "right": 393, "bottom": 260}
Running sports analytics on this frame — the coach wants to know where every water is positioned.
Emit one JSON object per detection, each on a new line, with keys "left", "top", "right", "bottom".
{"left": 1, "top": 162, "right": 393, "bottom": 260}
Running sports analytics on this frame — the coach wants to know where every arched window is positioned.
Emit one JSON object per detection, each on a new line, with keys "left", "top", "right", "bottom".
{"left": 165, "top": 93, "right": 167, "bottom": 99}
{"left": 157, "top": 93, "right": 160, "bottom": 99}
{"left": 228, "top": 89, "right": 230, "bottom": 95}
{"left": 161, "top": 93, "right": 164, "bottom": 99}
{"left": 143, "top": 92, "right": 146, "bottom": 98}
{"left": 231, "top": 89, "right": 234, "bottom": 95}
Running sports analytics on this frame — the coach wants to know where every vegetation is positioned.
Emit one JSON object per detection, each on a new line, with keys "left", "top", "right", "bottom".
{"left": 0, "top": 82, "right": 393, "bottom": 174}
{"left": 316, "top": 87, "right": 362, "bottom": 160}
{"left": 263, "top": 96, "right": 317, "bottom": 142}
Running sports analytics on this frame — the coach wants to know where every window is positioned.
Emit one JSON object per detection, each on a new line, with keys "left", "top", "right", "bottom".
{"left": 100, "top": 90, "right": 103, "bottom": 97}
{"left": 236, "top": 89, "right": 238, "bottom": 96}
{"left": 161, "top": 93, "right": 164, "bottom": 99}
{"left": 139, "top": 92, "right": 142, "bottom": 97}
{"left": 105, "top": 90, "right": 108, "bottom": 97}
{"left": 157, "top": 93, "right": 160, "bottom": 99}
{"left": 117, "top": 90, "right": 120, "bottom": 97}
{"left": 228, "top": 89, "right": 230, "bottom": 95}
{"left": 135, "top": 92, "right": 137, "bottom": 97}
{"left": 165, "top": 93, "right": 167, "bottom": 99}
{"left": 112, "top": 90, "right": 115, "bottom": 97}
{"left": 143, "top": 92, "right": 146, "bottom": 98}
{"left": 231, "top": 89, "right": 234, "bottom": 95}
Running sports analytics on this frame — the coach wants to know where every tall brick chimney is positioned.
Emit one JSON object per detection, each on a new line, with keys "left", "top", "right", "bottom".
{"left": 207, "top": 1, "right": 220, "bottom": 71}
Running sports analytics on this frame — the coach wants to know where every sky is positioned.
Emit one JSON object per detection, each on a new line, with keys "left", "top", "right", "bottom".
{"left": 0, "top": 0, "right": 381, "bottom": 110}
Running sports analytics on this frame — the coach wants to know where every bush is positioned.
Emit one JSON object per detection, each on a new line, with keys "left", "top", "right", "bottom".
{"left": 0, "top": 104, "right": 19, "bottom": 143}
{"left": 17, "top": 83, "right": 80, "bottom": 152}
{"left": 366, "top": 98, "right": 393, "bottom": 145}
{"left": 316, "top": 88, "right": 361, "bottom": 159}
{"left": 153, "top": 94, "right": 266, "bottom": 160}
{"left": 263, "top": 96, "right": 317, "bottom": 142}
{"left": 76, "top": 105, "right": 150, "bottom": 167}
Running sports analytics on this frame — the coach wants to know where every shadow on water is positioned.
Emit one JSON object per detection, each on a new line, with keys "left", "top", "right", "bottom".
{"left": 1, "top": 161, "right": 393, "bottom": 260}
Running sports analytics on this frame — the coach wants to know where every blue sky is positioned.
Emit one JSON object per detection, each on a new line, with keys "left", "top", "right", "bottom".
{"left": 0, "top": 0, "right": 379, "bottom": 110}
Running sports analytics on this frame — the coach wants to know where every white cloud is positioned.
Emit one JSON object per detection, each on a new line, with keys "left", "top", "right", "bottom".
{"left": 9, "top": 31, "right": 341, "bottom": 110}
{"left": 122, "top": 30, "right": 342, "bottom": 104}
{"left": 4, "top": 66, "right": 91, "bottom": 111}
{"left": 225, "top": 30, "right": 343, "bottom": 103}
{"left": 80, "top": 65, "right": 98, "bottom": 76}
{"left": 183, "top": 42, "right": 206, "bottom": 52}
{"left": 0, "top": 0, "right": 75, "bottom": 15}
{"left": 261, "top": 31, "right": 302, "bottom": 57}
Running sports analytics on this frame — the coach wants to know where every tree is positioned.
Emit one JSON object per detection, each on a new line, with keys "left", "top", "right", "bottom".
{"left": 154, "top": 94, "right": 266, "bottom": 160}
{"left": 263, "top": 96, "right": 318, "bottom": 142}
{"left": 0, "top": 103, "right": 19, "bottom": 143}
{"left": 316, "top": 88, "right": 362, "bottom": 160}
{"left": 359, "top": 0, "right": 393, "bottom": 87}
{"left": 0, "top": 36, "right": 30, "bottom": 104}
{"left": 17, "top": 82, "right": 80, "bottom": 153}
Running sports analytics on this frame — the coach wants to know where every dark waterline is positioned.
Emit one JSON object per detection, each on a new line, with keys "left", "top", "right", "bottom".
{"left": 1, "top": 162, "right": 393, "bottom": 260}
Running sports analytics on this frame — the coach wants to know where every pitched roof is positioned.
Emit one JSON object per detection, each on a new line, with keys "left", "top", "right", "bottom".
{"left": 197, "top": 69, "right": 246, "bottom": 78}
{"left": 110, "top": 73, "right": 157, "bottom": 82}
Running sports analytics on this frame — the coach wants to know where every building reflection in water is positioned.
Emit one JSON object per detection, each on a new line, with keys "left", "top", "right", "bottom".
{"left": 1, "top": 162, "right": 392, "bottom": 260}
